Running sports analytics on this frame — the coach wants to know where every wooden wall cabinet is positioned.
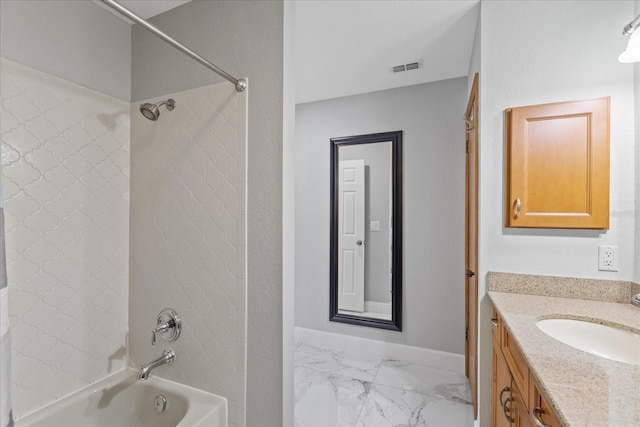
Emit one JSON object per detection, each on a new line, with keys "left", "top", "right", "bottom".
{"left": 505, "top": 98, "right": 610, "bottom": 229}
{"left": 491, "top": 308, "right": 563, "bottom": 427}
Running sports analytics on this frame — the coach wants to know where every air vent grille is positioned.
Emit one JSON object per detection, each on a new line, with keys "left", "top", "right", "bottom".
{"left": 391, "top": 59, "right": 423, "bottom": 73}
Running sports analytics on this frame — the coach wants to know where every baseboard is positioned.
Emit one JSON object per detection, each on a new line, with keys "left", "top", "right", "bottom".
{"left": 364, "top": 300, "right": 391, "bottom": 315}
{"left": 295, "top": 327, "right": 465, "bottom": 374}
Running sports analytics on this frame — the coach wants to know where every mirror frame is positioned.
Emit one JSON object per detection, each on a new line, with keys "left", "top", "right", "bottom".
{"left": 329, "top": 130, "right": 403, "bottom": 331}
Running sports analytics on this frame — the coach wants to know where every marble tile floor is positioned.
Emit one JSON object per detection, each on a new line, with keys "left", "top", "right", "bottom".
{"left": 294, "top": 342, "right": 474, "bottom": 427}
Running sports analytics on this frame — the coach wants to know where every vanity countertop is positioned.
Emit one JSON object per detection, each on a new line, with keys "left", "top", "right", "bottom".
{"left": 488, "top": 291, "right": 640, "bottom": 426}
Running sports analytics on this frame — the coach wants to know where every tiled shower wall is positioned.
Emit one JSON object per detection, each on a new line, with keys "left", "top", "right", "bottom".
{"left": 129, "top": 82, "right": 247, "bottom": 427}
{"left": 0, "top": 59, "right": 130, "bottom": 417}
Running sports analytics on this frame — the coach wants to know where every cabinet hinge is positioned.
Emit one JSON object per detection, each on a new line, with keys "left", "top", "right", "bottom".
{"left": 465, "top": 327, "right": 469, "bottom": 341}
{"left": 466, "top": 140, "right": 469, "bottom": 153}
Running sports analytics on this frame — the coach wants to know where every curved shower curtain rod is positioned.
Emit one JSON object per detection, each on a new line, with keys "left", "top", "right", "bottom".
{"left": 99, "top": 0, "right": 247, "bottom": 92}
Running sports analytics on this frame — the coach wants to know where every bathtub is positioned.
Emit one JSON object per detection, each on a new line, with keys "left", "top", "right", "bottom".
{"left": 15, "top": 368, "right": 227, "bottom": 427}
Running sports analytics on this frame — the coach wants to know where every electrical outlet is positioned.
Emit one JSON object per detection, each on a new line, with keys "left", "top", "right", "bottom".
{"left": 598, "top": 245, "right": 618, "bottom": 271}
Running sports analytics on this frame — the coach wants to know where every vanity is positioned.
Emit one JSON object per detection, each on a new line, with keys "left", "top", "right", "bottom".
{"left": 488, "top": 272, "right": 640, "bottom": 426}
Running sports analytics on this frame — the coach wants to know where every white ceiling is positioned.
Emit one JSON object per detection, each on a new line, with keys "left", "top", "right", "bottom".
{"left": 94, "top": 0, "right": 191, "bottom": 23}
{"left": 296, "top": 0, "right": 480, "bottom": 104}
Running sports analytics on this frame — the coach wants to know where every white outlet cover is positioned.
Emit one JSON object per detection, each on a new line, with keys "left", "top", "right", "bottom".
{"left": 598, "top": 245, "right": 618, "bottom": 272}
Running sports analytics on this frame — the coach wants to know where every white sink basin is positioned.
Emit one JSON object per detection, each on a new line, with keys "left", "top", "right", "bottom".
{"left": 536, "top": 318, "right": 640, "bottom": 365}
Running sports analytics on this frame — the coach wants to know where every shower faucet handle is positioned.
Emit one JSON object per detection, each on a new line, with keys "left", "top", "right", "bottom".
{"left": 151, "top": 308, "right": 182, "bottom": 345}
{"left": 151, "top": 322, "right": 171, "bottom": 345}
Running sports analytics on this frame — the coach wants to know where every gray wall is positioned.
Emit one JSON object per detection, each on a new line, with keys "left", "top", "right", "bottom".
{"left": 468, "top": 4, "right": 481, "bottom": 96}
{"left": 295, "top": 77, "right": 467, "bottom": 355}
{"left": 0, "top": 0, "right": 131, "bottom": 101}
{"left": 131, "top": 2, "right": 284, "bottom": 425}
{"left": 634, "top": 0, "right": 640, "bottom": 284}
{"left": 340, "top": 143, "right": 392, "bottom": 304}
{"left": 282, "top": 3, "right": 296, "bottom": 424}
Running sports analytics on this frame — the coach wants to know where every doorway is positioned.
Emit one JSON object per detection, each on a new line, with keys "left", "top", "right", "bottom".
{"left": 464, "top": 73, "right": 479, "bottom": 417}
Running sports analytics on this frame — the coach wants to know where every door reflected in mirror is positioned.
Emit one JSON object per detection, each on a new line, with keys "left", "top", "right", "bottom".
{"left": 330, "top": 131, "right": 402, "bottom": 330}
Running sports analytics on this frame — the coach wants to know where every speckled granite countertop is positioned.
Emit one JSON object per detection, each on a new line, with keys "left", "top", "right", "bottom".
{"left": 488, "top": 291, "right": 640, "bottom": 426}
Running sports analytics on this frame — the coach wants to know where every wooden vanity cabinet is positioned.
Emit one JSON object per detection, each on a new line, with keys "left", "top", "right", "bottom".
{"left": 491, "top": 308, "right": 563, "bottom": 427}
{"left": 504, "top": 97, "right": 610, "bottom": 229}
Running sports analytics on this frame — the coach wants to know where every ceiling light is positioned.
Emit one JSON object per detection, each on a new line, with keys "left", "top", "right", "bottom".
{"left": 619, "top": 14, "right": 640, "bottom": 63}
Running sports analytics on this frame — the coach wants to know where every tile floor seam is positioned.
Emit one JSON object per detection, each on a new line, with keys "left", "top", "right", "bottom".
{"left": 352, "top": 386, "right": 372, "bottom": 427}
{"left": 370, "top": 357, "right": 386, "bottom": 384}
{"left": 294, "top": 363, "right": 376, "bottom": 386}
{"left": 368, "top": 380, "right": 451, "bottom": 401}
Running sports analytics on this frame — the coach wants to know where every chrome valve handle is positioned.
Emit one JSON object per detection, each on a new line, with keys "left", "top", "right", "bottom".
{"left": 151, "top": 308, "right": 181, "bottom": 345}
{"left": 152, "top": 322, "right": 171, "bottom": 345}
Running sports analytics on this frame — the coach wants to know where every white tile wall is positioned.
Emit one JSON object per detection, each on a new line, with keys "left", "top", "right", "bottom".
{"left": 129, "top": 82, "right": 247, "bottom": 427}
{"left": 0, "top": 59, "right": 130, "bottom": 418}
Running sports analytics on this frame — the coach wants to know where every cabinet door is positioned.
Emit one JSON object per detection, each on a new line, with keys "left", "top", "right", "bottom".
{"left": 505, "top": 98, "right": 610, "bottom": 229}
{"left": 530, "top": 380, "right": 563, "bottom": 427}
{"left": 502, "top": 324, "right": 529, "bottom": 405}
{"left": 512, "top": 381, "right": 533, "bottom": 427}
{"left": 493, "top": 341, "right": 514, "bottom": 427}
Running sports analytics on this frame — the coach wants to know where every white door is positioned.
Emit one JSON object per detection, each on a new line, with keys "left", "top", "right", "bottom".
{"left": 338, "top": 159, "right": 365, "bottom": 312}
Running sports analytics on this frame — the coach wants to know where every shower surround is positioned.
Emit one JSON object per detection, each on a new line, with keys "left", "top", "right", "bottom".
{"left": 1, "top": 58, "right": 247, "bottom": 425}
{"left": 129, "top": 82, "right": 247, "bottom": 427}
{"left": 0, "top": 59, "right": 130, "bottom": 417}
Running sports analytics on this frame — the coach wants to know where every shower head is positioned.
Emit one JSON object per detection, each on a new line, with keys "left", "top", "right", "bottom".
{"left": 139, "top": 99, "right": 175, "bottom": 121}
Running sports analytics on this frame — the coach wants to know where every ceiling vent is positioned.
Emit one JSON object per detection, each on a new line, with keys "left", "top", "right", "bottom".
{"left": 391, "top": 60, "right": 423, "bottom": 73}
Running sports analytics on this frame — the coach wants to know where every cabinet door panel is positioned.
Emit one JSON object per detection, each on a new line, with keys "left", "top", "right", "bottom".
{"left": 505, "top": 98, "right": 610, "bottom": 229}
{"left": 526, "top": 116, "right": 588, "bottom": 213}
{"left": 512, "top": 380, "right": 532, "bottom": 427}
{"left": 493, "top": 341, "right": 514, "bottom": 427}
{"left": 502, "top": 326, "right": 529, "bottom": 406}
{"left": 530, "top": 378, "right": 563, "bottom": 427}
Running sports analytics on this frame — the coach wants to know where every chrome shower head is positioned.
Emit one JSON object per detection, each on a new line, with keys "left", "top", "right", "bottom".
{"left": 139, "top": 99, "right": 175, "bottom": 121}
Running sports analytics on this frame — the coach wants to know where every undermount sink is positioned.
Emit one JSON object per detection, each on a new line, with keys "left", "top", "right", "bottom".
{"left": 536, "top": 318, "right": 640, "bottom": 365}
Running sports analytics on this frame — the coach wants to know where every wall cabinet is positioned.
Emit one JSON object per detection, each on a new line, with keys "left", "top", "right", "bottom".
{"left": 491, "top": 307, "right": 563, "bottom": 427}
{"left": 504, "top": 98, "right": 610, "bottom": 229}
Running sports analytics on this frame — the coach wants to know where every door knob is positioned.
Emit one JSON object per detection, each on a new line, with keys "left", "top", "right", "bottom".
{"left": 356, "top": 240, "right": 364, "bottom": 246}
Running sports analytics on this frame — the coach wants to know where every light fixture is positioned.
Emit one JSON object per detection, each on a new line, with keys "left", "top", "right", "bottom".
{"left": 619, "top": 14, "right": 640, "bottom": 63}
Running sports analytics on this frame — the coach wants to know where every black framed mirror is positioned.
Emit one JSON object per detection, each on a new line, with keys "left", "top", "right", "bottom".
{"left": 330, "top": 131, "right": 402, "bottom": 331}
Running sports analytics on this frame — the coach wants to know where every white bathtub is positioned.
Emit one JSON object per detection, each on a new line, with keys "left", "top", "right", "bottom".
{"left": 15, "top": 368, "right": 227, "bottom": 427}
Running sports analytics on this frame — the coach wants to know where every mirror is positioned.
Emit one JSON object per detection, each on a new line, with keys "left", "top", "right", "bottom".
{"left": 330, "top": 131, "right": 402, "bottom": 331}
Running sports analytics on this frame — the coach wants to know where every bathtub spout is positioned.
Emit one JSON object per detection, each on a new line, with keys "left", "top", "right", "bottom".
{"left": 137, "top": 348, "right": 176, "bottom": 380}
